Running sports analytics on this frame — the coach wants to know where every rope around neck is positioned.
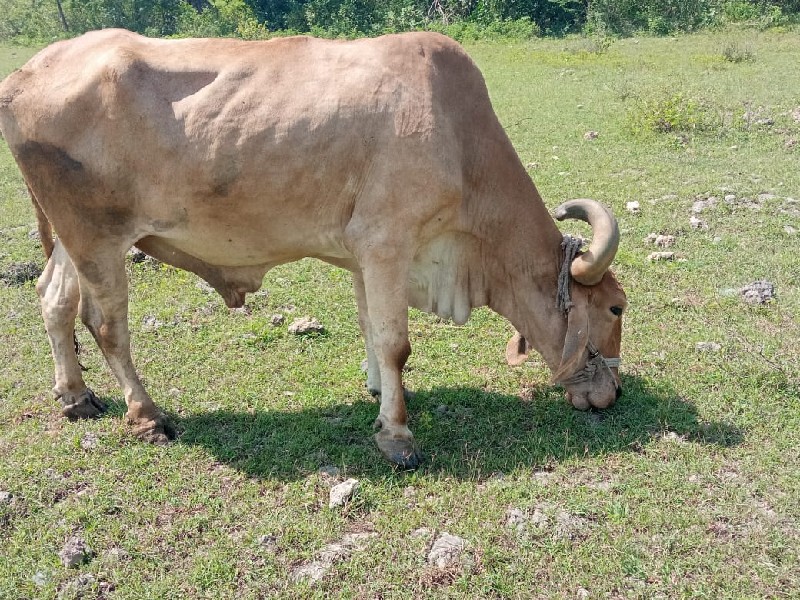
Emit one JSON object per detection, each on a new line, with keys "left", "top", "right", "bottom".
{"left": 558, "top": 234, "right": 584, "bottom": 315}
{"left": 555, "top": 235, "right": 621, "bottom": 383}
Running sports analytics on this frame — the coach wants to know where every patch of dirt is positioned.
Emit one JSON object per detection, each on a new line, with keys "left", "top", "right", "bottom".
{"left": 0, "top": 261, "right": 41, "bottom": 286}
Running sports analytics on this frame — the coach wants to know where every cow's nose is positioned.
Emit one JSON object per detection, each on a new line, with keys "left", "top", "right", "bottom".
{"left": 615, "top": 386, "right": 623, "bottom": 401}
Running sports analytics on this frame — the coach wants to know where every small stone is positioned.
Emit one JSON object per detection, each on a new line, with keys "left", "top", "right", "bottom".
{"left": 696, "top": 341, "right": 722, "bottom": 352}
{"left": 80, "top": 432, "right": 98, "bottom": 449}
{"left": 32, "top": 571, "right": 50, "bottom": 587}
{"left": 269, "top": 314, "right": 285, "bottom": 327}
{"left": 0, "top": 491, "right": 12, "bottom": 504}
{"left": 689, "top": 215, "right": 708, "bottom": 230}
{"left": 662, "top": 431, "right": 686, "bottom": 443}
{"left": 230, "top": 305, "right": 252, "bottom": 316}
{"left": 724, "top": 194, "right": 737, "bottom": 203}
{"left": 784, "top": 225, "right": 797, "bottom": 236}
{"left": 288, "top": 316, "right": 324, "bottom": 335}
{"left": 141, "top": 315, "right": 163, "bottom": 330}
{"left": 530, "top": 508, "right": 549, "bottom": 528}
{"left": 329, "top": 478, "right": 359, "bottom": 508}
{"left": 692, "top": 198, "right": 717, "bottom": 213}
{"left": 644, "top": 232, "right": 658, "bottom": 244}
{"left": 293, "top": 561, "right": 329, "bottom": 584}
{"left": 626, "top": 201, "right": 640, "bottom": 214}
{"left": 59, "top": 536, "right": 93, "bottom": 568}
{"left": 741, "top": 280, "right": 776, "bottom": 304}
{"left": 576, "top": 588, "right": 590, "bottom": 599}
{"left": 654, "top": 234, "right": 675, "bottom": 248}
{"left": 583, "top": 130, "right": 599, "bottom": 140}
{"left": 505, "top": 508, "right": 528, "bottom": 532}
{"left": 59, "top": 573, "right": 96, "bottom": 598}
{"left": 427, "top": 532, "right": 470, "bottom": 569}
{"left": 647, "top": 252, "right": 675, "bottom": 262}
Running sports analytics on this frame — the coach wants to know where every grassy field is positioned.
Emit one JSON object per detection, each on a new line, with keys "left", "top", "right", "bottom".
{"left": 1, "top": 29, "right": 799, "bottom": 598}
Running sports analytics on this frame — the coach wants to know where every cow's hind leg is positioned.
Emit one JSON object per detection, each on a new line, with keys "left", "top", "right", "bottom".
{"left": 73, "top": 248, "right": 174, "bottom": 443}
{"left": 355, "top": 254, "right": 421, "bottom": 469}
{"left": 37, "top": 240, "right": 106, "bottom": 419}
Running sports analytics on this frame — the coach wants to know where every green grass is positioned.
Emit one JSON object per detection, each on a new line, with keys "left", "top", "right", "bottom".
{"left": 1, "top": 29, "right": 799, "bottom": 597}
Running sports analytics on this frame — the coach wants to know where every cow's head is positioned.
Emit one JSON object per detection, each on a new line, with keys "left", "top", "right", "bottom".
{"left": 506, "top": 199, "right": 627, "bottom": 410}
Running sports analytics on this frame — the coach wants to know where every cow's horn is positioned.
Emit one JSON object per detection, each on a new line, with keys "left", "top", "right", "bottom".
{"left": 554, "top": 199, "right": 619, "bottom": 285}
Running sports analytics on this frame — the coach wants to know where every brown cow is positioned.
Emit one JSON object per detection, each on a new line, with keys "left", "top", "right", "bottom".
{"left": 0, "top": 29, "right": 627, "bottom": 468}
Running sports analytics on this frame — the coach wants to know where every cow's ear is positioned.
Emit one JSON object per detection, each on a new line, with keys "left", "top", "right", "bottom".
{"left": 505, "top": 331, "right": 530, "bottom": 366}
{"left": 552, "top": 292, "right": 589, "bottom": 383}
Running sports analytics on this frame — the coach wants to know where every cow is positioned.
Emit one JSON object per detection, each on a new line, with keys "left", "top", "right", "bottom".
{"left": 0, "top": 29, "right": 627, "bottom": 468}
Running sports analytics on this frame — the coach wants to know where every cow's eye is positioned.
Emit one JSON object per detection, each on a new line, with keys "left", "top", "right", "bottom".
{"left": 610, "top": 306, "right": 624, "bottom": 317}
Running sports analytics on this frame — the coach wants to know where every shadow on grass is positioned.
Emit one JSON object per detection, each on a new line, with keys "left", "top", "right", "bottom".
{"left": 172, "top": 374, "right": 743, "bottom": 481}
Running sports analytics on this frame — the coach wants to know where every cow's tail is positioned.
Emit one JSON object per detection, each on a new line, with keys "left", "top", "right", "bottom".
{"left": 29, "top": 186, "right": 54, "bottom": 259}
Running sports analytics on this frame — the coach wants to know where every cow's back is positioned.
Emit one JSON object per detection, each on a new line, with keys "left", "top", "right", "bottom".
{"left": 0, "top": 30, "right": 508, "bottom": 268}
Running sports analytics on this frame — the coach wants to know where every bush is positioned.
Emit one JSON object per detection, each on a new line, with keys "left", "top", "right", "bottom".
{"left": 427, "top": 17, "right": 540, "bottom": 41}
{"left": 175, "top": 0, "right": 267, "bottom": 38}
{"left": 628, "top": 92, "right": 720, "bottom": 136}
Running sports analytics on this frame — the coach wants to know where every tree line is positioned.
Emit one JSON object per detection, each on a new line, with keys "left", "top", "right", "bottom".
{"left": 1, "top": 0, "right": 798, "bottom": 43}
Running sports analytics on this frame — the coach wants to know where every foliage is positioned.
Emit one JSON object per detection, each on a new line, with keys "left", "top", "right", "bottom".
{"left": 175, "top": 0, "right": 269, "bottom": 38}
{"left": 0, "top": 0, "right": 797, "bottom": 43}
{"left": 2, "top": 29, "right": 800, "bottom": 597}
{"left": 628, "top": 92, "right": 720, "bottom": 136}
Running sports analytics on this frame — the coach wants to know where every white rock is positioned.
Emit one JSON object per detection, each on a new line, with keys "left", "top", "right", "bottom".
{"left": 293, "top": 561, "right": 329, "bottom": 584}
{"left": 329, "top": 478, "right": 359, "bottom": 508}
{"left": 741, "top": 280, "right": 776, "bottom": 304}
{"left": 59, "top": 536, "right": 93, "bottom": 568}
{"left": 0, "top": 491, "right": 12, "bottom": 504}
{"left": 288, "top": 316, "right": 324, "bottom": 335}
{"left": 626, "top": 201, "right": 640, "bottom": 214}
{"left": 427, "top": 532, "right": 470, "bottom": 569}
{"left": 654, "top": 234, "right": 675, "bottom": 248}
{"left": 696, "top": 341, "right": 722, "bottom": 352}
{"left": 292, "top": 532, "right": 375, "bottom": 584}
{"left": 583, "top": 130, "right": 599, "bottom": 140}
{"left": 80, "top": 433, "right": 98, "bottom": 449}
{"left": 647, "top": 252, "right": 675, "bottom": 261}
{"left": 784, "top": 225, "right": 797, "bottom": 236}
{"left": 505, "top": 508, "right": 528, "bottom": 532}
{"left": 689, "top": 215, "right": 708, "bottom": 230}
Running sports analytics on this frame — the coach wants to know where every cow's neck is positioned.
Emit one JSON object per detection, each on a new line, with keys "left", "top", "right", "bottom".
{"left": 466, "top": 159, "right": 569, "bottom": 374}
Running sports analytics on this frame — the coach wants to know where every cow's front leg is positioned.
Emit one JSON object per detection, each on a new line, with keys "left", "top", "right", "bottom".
{"left": 73, "top": 247, "right": 175, "bottom": 444}
{"left": 353, "top": 272, "right": 381, "bottom": 396}
{"left": 37, "top": 240, "right": 107, "bottom": 419}
{"left": 357, "top": 260, "right": 421, "bottom": 469}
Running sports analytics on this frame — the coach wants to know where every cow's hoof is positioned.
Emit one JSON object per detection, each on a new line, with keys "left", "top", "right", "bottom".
{"left": 127, "top": 412, "right": 176, "bottom": 445}
{"left": 374, "top": 430, "right": 422, "bottom": 470}
{"left": 59, "top": 388, "right": 107, "bottom": 420}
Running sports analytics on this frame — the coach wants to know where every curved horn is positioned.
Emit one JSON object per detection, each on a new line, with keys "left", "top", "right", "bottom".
{"left": 554, "top": 199, "right": 620, "bottom": 285}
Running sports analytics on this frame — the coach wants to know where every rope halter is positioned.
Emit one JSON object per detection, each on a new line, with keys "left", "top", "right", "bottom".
{"left": 556, "top": 235, "right": 621, "bottom": 384}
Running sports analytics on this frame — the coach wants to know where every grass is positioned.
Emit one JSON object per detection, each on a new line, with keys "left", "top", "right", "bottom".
{"left": 1, "top": 28, "right": 799, "bottom": 598}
